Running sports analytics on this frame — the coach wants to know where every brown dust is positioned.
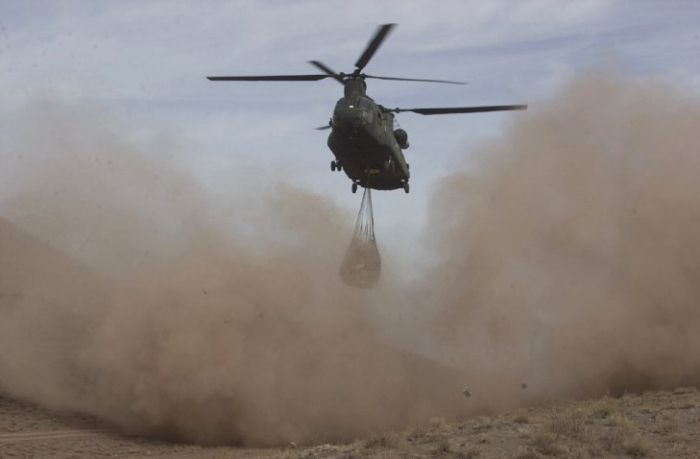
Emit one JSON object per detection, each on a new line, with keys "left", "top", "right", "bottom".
{"left": 1, "top": 74, "right": 700, "bottom": 446}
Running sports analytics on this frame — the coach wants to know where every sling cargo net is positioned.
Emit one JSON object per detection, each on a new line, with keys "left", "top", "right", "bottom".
{"left": 339, "top": 187, "right": 381, "bottom": 289}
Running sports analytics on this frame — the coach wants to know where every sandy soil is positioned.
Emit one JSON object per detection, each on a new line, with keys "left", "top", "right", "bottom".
{"left": 0, "top": 395, "right": 279, "bottom": 458}
{"left": 2, "top": 388, "right": 699, "bottom": 458}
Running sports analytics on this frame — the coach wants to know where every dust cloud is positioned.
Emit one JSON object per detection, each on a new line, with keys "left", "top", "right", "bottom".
{"left": 407, "top": 72, "right": 700, "bottom": 411}
{"left": 1, "top": 73, "right": 700, "bottom": 446}
{"left": 0, "top": 97, "right": 462, "bottom": 446}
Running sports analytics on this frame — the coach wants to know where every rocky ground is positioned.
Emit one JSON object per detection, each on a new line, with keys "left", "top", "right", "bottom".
{"left": 1, "top": 387, "right": 699, "bottom": 458}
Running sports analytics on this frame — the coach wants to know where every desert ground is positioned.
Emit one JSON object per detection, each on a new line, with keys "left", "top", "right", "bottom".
{"left": 2, "top": 387, "right": 699, "bottom": 458}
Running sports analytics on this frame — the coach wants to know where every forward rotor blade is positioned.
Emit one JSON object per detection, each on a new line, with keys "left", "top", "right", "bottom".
{"left": 364, "top": 74, "right": 466, "bottom": 85}
{"left": 207, "top": 74, "right": 330, "bottom": 82}
{"left": 391, "top": 104, "right": 528, "bottom": 115}
{"left": 315, "top": 124, "right": 332, "bottom": 130}
{"left": 355, "top": 23, "right": 396, "bottom": 72}
{"left": 308, "top": 60, "right": 345, "bottom": 84}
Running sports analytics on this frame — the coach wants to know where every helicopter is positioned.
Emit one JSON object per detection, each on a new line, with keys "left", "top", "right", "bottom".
{"left": 208, "top": 24, "right": 527, "bottom": 194}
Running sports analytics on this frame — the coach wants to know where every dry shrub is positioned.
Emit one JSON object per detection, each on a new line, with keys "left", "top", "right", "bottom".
{"left": 655, "top": 412, "right": 679, "bottom": 434}
{"left": 549, "top": 409, "right": 585, "bottom": 439}
{"left": 531, "top": 432, "right": 564, "bottom": 456}
{"left": 586, "top": 398, "right": 617, "bottom": 420}
{"left": 600, "top": 415, "right": 651, "bottom": 457}
{"left": 363, "top": 432, "right": 398, "bottom": 450}
{"left": 453, "top": 448, "right": 481, "bottom": 459}
{"left": 515, "top": 451, "right": 541, "bottom": 459}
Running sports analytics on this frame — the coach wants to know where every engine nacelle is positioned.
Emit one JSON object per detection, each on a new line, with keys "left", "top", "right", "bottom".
{"left": 393, "top": 129, "right": 409, "bottom": 149}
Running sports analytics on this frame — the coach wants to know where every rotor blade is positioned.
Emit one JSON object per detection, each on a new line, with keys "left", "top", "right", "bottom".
{"left": 315, "top": 124, "right": 332, "bottom": 130}
{"left": 364, "top": 74, "right": 466, "bottom": 85}
{"left": 391, "top": 104, "right": 528, "bottom": 115}
{"left": 308, "top": 60, "right": 345, "bottom": 84}
{"left": 207, "top": 74, "right": 330, "bottom": 82}
{"left": 355, "top": 23, "right": 396, "bottom": 72}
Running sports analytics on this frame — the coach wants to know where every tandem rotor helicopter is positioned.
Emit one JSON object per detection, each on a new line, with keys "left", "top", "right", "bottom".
{"left": 208, "top": 24, "right": 527, "bottom": 194}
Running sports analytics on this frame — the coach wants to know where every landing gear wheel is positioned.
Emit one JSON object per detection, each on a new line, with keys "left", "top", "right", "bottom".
{"left": 337, "top": 162, "right": 343, "bottom": 172}
{"left": 331, "top": 161, "right": 337, "bottom": 172}
{"left": 352, "top": 182, "right": 358, "bottom": 194}
{"left": 403, "top": 182, "right": 410, "bottom": 194}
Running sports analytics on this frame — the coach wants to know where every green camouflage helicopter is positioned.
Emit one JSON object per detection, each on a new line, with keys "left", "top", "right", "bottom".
{"left": 208, "top": 24, "right": 526, "bottom": 194}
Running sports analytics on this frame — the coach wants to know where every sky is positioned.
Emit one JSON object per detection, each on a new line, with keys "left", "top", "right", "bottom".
{"left": 1, "top": 0, "right": 700, "bottom": 266}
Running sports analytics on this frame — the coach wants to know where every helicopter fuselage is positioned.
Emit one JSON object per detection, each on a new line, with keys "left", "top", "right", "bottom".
{"left": 327, "top": 78, "right": 410, "bottom": 191}
{"left": 207, "top": 23, "right": 527, "bottom": 194}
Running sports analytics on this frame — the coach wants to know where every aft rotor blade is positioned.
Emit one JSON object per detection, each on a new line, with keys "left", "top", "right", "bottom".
{"left": 391, "top": 104, "right": 528, "bottom": 115}
{"left": 355, "top": 23, "right": 396, "bottom": 72}
{"left": 364, "top": 74, "right": 466, "bottom": 85}
{"left": 207, "top": 74, "right": 330, "bottom": 82}
{"left": 308, "top": 60, "right": 345, "bottom": 84}
{"left": 315, "top": 124, "right": 332, "bottom": 130}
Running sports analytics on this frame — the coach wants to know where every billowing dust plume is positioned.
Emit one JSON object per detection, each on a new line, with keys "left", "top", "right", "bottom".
{"left": 0, "top": 97, "right": 462, "bottom": 446}
{"left": 1, "top": 74, "right": 700, "bottom": 446}
{"left": 409, "top": 72, "right": 700, "bottom": 411}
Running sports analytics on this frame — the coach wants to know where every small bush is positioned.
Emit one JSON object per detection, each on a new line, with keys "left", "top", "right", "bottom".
{"left": 623, "top": 437, "right": 652, "bottom": 457}
{"left": 588, "top": 398, "right": 616, "bottom": 419}
{"left": 453, "top": 448, "right": 481, "bottom": 459}
{"left": 531, "top": 432, "right": 564, "bottom": 456}
{"left": 515, "top": 449, "right": 542, "bottom": 459}
{"left": 363, "top": 432, "right": 397, "bottom": 449}
{"left": 599, "top": 414, "right": 650, "bottom": 457}
{"left": 655, "top": 413, "right": 679, "bottom": 434}
{"left": 433, "top": 438, "right": 451, "bottom": 453}
{"left": 549, "top": 409, "right": 585, "bottom": 440}
{"left": 600, "top": 423, "right": 628, "bottom": 452}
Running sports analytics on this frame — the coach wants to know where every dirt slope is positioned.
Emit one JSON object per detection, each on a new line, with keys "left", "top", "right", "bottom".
{"left": 2, "top": 388, "right": 698, "bottom": 458}
{"left": 329, "top": 387, "right": 700, "bottom": 459}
